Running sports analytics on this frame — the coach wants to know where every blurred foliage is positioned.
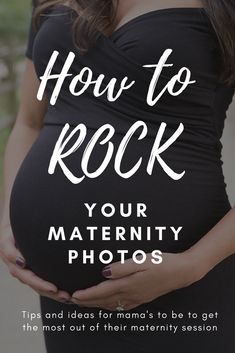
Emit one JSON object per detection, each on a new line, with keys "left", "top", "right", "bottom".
{"left": 0, "top": 127, "right": 10, "bottom": 197}
{"left": 0, "top": 0, "right": 31, "bottom": 41}
{"left": 0, "top": 1, "right": 31, "bottom": 197}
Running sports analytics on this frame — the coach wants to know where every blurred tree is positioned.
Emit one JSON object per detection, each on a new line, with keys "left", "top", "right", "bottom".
{"left": 0, "top": 0, "right": 31, "bottom": 41}
{"left": 0, "top": 1, "right": 31, "bottom": 195}
{"left": 0, "top": 0, "right": 31, "bottom": 126}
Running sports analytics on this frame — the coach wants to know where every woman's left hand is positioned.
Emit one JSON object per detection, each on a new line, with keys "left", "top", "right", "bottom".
{"left": 71, "top": 251, "right": 207, "bottom": 311}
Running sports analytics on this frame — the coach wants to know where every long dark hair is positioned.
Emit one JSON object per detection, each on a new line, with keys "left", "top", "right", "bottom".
{"left": 33, "top": 0, "right": 235, "bottom": 84}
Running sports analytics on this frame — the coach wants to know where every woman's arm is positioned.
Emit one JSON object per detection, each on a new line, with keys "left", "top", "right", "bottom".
{"left": 71, "top": 205, "right": 235, "bottom": 310}
{"left": 0, "top": 58, "right": 71, "bottom": 304}
{"left": 1, "top": 59, "right": 46, "bottom": 227}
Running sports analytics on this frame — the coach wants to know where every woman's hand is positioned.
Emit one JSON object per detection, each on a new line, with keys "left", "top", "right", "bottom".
{"left": 72, "top": 251, "right": 207, "bottom": 311}
{"left": 0, "top": 223, "right": 72, "bottom": 304}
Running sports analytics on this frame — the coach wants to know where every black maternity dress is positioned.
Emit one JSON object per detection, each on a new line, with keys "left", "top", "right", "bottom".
{"left": 10, "top": 5, "right": 235, "bottom": 353}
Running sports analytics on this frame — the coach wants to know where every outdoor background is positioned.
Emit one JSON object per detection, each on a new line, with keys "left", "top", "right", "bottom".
{"left": 0, "top": 2, "right": 235, "bottom": 353}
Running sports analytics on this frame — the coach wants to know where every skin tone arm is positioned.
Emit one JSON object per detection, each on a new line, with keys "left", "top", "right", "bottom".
{"left": 71, "top": 207, "right": 235, "bottom": 310}
{"left": 0, "top": 58, "right": 71, "bottom": 304}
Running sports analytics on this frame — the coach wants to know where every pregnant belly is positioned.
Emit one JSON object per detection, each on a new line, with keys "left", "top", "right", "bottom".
{"left": 9, "top": 125, "right": 231, "bottom": 294}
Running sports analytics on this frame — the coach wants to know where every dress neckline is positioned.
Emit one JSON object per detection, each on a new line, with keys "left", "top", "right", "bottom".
{"left": 55, "top": 5, "right": 206, "bottom": 38}
{"left": 111, "top": 7, "right": 205, "bottom": 37}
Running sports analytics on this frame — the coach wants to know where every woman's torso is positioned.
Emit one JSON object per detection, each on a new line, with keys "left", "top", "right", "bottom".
{"left": 10, "top": 4, "right": 235, "bottom": 293}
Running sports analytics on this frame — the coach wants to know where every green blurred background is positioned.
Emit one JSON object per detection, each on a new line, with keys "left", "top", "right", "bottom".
{"left": 0, "top": 0, "right": 31, "bottom": 200}
{"left": 0, "top": 4, "right": 48, "bottom": 353}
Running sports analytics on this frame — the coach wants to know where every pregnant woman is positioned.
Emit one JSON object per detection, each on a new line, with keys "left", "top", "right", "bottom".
{"left": 1, "top": 0, "right": 235, "bottom": 352}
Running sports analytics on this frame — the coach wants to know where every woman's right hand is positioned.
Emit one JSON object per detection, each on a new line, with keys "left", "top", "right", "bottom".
{"left": 0, "top": 223, "right": 72, "bottom": 304}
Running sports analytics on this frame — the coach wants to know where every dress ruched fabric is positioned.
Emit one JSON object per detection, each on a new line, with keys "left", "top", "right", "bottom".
{"left": 10, "top": 5, "right": 235, "bottom": 353}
